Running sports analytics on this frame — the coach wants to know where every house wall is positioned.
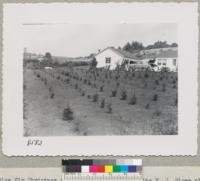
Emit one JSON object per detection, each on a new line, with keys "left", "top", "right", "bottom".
{"left": 156, "top": 58, "right": 178, "bottom": 71}
{"left": 95, "top": 49, "right": 123, "bottom": 70}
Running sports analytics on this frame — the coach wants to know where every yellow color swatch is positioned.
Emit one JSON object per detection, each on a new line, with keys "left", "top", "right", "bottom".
{"left": 105, "top": 165, "right": 113, "bottom": 173}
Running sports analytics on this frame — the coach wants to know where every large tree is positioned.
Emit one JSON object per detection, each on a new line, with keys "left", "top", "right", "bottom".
{"left": 123, "top": 42, "right": 132, "bottom": 52}
{"left": 90, "top": 56, "right": 97, "bottom": 68}
{"left": 123, "top": 41, "right": 144, "bottom": 53}
{"left": 43, "top": 52, "right": 53, "bottom": 66}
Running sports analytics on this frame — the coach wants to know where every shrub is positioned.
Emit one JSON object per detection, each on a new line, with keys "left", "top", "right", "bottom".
{"left": 153, "top": 109, "right": 162, "bottom": 117}
{"left": 100, "top": 85, "right": 104, "bottom": 92}
{"left": 143, "top": 82, "right": 147, "bottom": 88}
{"left": 129, "top": 94, "right": 137, "bottom": 105}
{"left": 116, "top": 82, "right": 120, "bottom": 87}
{"left": 50, "top": 93, "right": 54, "bottom": 99}
{"left": 37, "top": 74, "right": 40, "bottom": 78}
{"left": 172, "top": 79, "right": 176, "bottom": 84}
{"left": 111, "top": 89, "right": 117, "bottom": 97}
{"left": 57, "top": 76, "right": 60, "bottom": 80}
{"left": 44, "top": 78, "right": 47, "bottom": 85}
{"left": 144, "top": 73, "right": 149, "bottom": 78}
{"left": 87, "top": 95, "right": 91, "bottom": 99}
{"left": 74, "top": 122, "right": 80, "bottom": 132}
{"left": 74, "top": 83, "right": 78, "bottom": 90}
{"left": 81, "top": 91, "right": 85, "bottom": 96}
{"left": 145, "top": 103, "right": 150, "bottom": 109}
{"left": 63, "top": 105, "right": 73, "bottom": 121}
{"left": 152, "top": 94, "right": 158, "bottom": 101}
{"left": 23, "top": 84, "right": 26, "bottom": 90}
{"left": 120, "top": 90, "right": 127, "bottom": 100}
{"left": 106, "top": 102, "right": 112, "bottom": 113}
{"left": 174, "top": 95, "right": 178, "bottom": 106}
{"left": 162, "top": 83, "right": 166, "bottom": 92}
{"left": 155, "top": 80, "right": 159, "bottom": 85}
{"left": 100, "top": 98, "right": 105, "bottom": 108}
{"left": 66, "top": 79, "right": 70, "bottom": 84}
{"left": 88, "top": 81, "right": 91, "bottom": 86}
{"left": 92, "top": 93, "right": 99, "bottom": 103}
{"left": 173, "top": 84, "right": 177, "bottom": 89}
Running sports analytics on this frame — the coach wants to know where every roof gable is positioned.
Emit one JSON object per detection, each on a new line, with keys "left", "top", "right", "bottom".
{"left": 95, "top": 47, "right": 137, "bottom": 59}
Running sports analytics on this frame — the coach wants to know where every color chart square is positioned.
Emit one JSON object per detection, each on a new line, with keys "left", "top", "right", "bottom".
{"left": 113, "top": 166, "right": 121, "bottom": 172}
{"left": 105, "top": 166, "right": 113, "bottom": 173}
{"left": 89, "top": 166, "right": 96, "bottom": 172}
{"left": 81, "top": 166, "right": 89, "bottom": 173}
{"left": 128, "top": 166, "right": 137, "bottom": 172}
{"left": 120, "top": 166, "right": 128, "bottom": 172}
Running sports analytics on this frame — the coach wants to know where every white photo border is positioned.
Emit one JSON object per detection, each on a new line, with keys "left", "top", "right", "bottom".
{"left": 2, "top": 2, "right": 198, "bottom": 156}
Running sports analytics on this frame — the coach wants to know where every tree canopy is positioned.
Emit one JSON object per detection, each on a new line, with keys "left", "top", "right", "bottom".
{"left": 122, "top": 40, "right": 178, "bottom": 53}
{"left": 90, "top": 56, "right": 97, "bottom": 68}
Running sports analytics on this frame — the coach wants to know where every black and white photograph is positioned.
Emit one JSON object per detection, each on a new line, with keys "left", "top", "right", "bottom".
{"left": 23, "top": 23, "right": 178, "bottom": 136}
{"left": 2, "top": 3, "right": 198, "bottom": 156}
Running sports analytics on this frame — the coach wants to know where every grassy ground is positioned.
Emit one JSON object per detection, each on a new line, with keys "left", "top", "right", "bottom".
{"left": 24, "top": 66, "right": 178, "bottom": 136}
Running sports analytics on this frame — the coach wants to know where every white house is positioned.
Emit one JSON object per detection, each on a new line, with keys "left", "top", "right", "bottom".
{"left": 155, "top": 49, "right": 178, "bottom": 71}
{"left": 133, "top": 49, "right": 178, "bottom": 72}
{"left": 94, "top": 46, "right": 178, "bottom": 72}
{"left": 95, "top": 47, "right": 137, "bottom": 70}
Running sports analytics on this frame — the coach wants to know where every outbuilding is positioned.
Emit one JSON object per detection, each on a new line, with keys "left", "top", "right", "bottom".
{"left": 155, "top": 49, "right": 178, "bottom": 72}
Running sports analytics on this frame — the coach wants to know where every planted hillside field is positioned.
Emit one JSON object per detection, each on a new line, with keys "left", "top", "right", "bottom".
{"left": 24, "top": 66, "right": 178, "bottom": 136}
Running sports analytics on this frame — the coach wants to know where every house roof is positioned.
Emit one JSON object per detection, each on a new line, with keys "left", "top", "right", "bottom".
{"left": 142, "top": 47, "right": 178, "bottom": 53}
{"left": 156, "top": 49, "right": 178, "bottom": 58}
{"left": 135, "top": 53, "right": 156, "bottom": 60}
{"left": 95, "top": 46, "right": 178, "bottom": 60}
{"left": 95, "top": 47, "right": 138, "bottom": 59}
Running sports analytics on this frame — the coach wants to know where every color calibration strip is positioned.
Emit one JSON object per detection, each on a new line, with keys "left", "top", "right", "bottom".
{"left": 62, "top": 159, "right": 142, "bottom": 173}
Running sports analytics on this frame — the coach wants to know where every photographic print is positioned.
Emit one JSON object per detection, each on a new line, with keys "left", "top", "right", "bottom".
{"left": 23, "top": 24, "right": 178, "bottom": 136}
{"left": 2, "top": 3, "right": 198, "bottom": 156}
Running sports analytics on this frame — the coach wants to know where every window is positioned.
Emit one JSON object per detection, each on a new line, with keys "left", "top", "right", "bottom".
{"left": 158, "top": 63, "right": 161, "bottom": 65}
{"left": 163, "top": 63, "right": 166, "bottom": 66}
{"left": 173, "top": 59, "right": 176, "bottom": 66}
{"left": 105, "top": 57, "right": 111, "bottom": 63}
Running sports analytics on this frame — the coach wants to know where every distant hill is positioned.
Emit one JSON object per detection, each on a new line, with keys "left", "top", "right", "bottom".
{"left": 52, "top": 56, "right": 92, "bottom": 64}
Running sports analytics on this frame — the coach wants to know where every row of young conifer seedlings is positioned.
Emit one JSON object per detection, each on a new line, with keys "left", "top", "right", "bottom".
{"left": 57, "top": 68, "right": 178, "bottom": 110}
{"left": 33, "top": 70, "right": 74, "bottom": 121}
{"left": 33, "top": 70, "right": 55, "bottom": 100}
{"left": 34, "top": 69, "right": 177, "bottom": 121}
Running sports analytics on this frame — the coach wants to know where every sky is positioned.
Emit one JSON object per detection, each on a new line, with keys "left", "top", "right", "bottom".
{"left": 23, "top": 23, "right": 177, "bottom": 57}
